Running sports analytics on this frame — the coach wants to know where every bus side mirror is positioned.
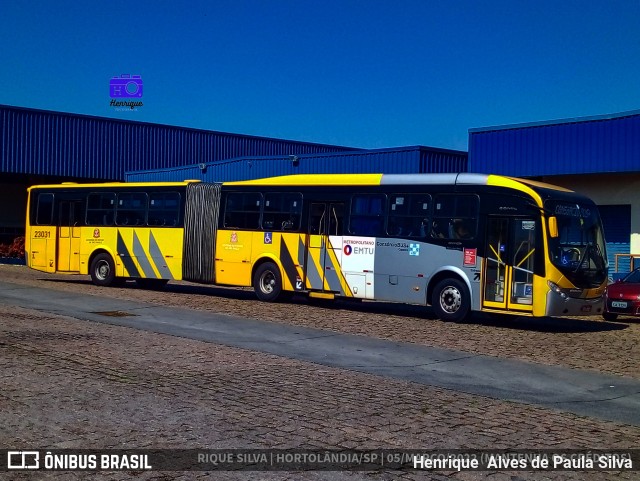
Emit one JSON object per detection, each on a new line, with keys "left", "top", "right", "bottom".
{"left": 548, "top": 217, "right": 558, "bottom": 238}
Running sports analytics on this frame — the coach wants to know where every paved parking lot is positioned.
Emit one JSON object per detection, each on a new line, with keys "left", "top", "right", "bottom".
{"left": 1, "top": 265, "right": 639, "bottom": 480}
{"left": 2, "top": 265, "right": 638, "bottom": 379}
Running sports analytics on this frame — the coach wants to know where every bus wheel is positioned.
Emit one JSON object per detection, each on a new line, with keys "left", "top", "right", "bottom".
{"left": 90, "top": 253, "right": 116, "bottom": 287}
{"left": 253, "top": 262, "right": 282, "bottom": 302}
{"left": 432, "top": 278, "right": 470, "bottom": 322}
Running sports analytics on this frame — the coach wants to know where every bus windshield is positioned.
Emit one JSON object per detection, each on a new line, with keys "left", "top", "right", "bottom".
{"left": 546, "top": 200, "right": 608, "bottom": 289}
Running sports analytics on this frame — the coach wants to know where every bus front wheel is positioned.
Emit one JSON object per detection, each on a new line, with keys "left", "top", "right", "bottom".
{"left": 90, "top": 253, "right": 116, "bottom": 287}
{"left": 253, "top": 262, "right": 283, "bottom": 302}
{"left": 432, "top": 278, "right": 470, "bottom": 322}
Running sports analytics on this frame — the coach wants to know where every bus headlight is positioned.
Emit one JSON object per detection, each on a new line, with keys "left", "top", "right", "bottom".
{"left": 547, "top": 281, "right": 568, "bottom": 299}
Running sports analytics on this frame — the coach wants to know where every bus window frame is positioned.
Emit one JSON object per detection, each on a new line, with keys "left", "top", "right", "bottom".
{"left": 431, "top": 193, "right": 480, "bottom": 240}
{"left": 86, "top": 192, "right": 116, "bottom": 226}
{"left": 262, "top": 192, "right": 303, "bottom": 232}
{"left": 386, "top": 193, "right": 432, "bottom": 238}
{"left": 223, "top": 192, "right": 263, "bottom": 230}
{"left": 35, "top": 192, "right": 55, "bottom": 225}
{"left": 348, "top": 193, "right": 387, "bottom": 237}
{"left": 148, "top": 191, "right": 182, "bottom": 227}
{"left": 115, "top": 192, "right": 148, "bottom": 227}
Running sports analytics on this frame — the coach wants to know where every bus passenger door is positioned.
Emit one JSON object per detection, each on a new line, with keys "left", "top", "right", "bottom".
{"left": 57, "top": 200, "right": 83, "bottom": 272}
{"left": 305, "top": 203, "right": 344, "bottom": 293}
{"left": 483, "top": 217, "right": 535, "bottom": 313}
{"left": 29, "top": 192, "right": 56, "bottom": 271}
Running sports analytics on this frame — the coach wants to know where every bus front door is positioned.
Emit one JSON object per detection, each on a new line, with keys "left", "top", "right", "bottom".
{"left": 305, "top": 203, "right": 345, "bottom": 294}
{"left": 57, "top": 200, "right": 83, "bottom": 272}
{"left": 483, "top": 217, "right": 536, "bottom": 313}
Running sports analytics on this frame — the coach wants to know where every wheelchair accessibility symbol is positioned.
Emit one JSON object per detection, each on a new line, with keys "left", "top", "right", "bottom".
{"left": 264, "top": 232, "right": 272, "bottom": 244}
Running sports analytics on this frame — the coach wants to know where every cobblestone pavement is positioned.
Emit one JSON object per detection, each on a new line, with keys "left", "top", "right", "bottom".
{"left": 1, "top": 265, "right": 638, "bottom": 379}
{"left": 0, "top": 277, "right": 639, "bottom": 480}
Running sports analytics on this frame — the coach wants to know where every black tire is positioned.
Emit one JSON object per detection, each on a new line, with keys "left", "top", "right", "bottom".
{"left": 431, "top": 278, "right": 471, "bottom": 322}
{"left": 253, "top": 262, "right": 283, "bottom": 302}
{"left": 135, "top": 278, "right": 169, "bottom": 290}
{"left": 90, "top": 253, "right": 117, "bottom": 287}
{"left": 603, "top": 311, "right": 619, "bottom": 322}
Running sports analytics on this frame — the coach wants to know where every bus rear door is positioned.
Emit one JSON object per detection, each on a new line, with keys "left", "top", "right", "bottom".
{"left": 305, "top": 203, "right": 345, "bottom": 294}
{"left": 483, "top": 217, "right": 536, "bottom": 313}
{"left": 29, "top": 192, "right": 56, "bottom": 272}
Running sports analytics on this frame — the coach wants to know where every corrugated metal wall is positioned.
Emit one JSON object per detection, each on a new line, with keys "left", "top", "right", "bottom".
{"left": 469, "top": 111, "right": 640, "bottom": 177}
{"left": 0, "top": 105, "right": 356, "bottom": 181}
{"left": 125, "top": 146, "right": 468, "bottom": 182}
{"left": 599, "top": 204, "right": 632, "bottom": 274}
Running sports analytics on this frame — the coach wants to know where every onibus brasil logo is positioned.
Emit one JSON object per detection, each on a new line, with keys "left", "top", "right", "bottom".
{"left": 109, "top": 74, "right": 143, "bottom": 110}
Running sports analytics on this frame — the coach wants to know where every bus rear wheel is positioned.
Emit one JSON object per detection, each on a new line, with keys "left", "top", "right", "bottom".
{"left": 90, "top": 253, "right": 116, "bottom": 287}
{"left": 432, "top": 278, "right": 470, "bottom": 322}
{"left": 253, "top": 262, "right": 283, "bottom": 302}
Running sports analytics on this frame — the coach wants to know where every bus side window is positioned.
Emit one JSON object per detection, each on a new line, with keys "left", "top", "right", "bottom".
{"left": 262, "top": 192, "right": 302, "bottom": 231}
{"left": 432, "top": 194, "right": 478, "bottom": 240}
{"left": 349, "top": 194, "right": 385, "bottom": 236}
{"left": 431, "top": 220, "right": 447, "bottom": 238}
{"left": 148, "top": 192, "right": 181, "bottom": 227}
{"left": 450, "top": 219, "right": 473, "bottom": 239}
{"left": 86, "top": 192, "right": 116, "bottom": 226}
{"left": 116, "top": 193, "right": 147, "bottom": 227}
{"left": 36, "top": 193, "right": 54, "bottom": 225}
{"left": 387, "top": 194, "right": 431, "bottom": 238}
{"left": 224, "top": 192, "right": 262, "bottom": 229}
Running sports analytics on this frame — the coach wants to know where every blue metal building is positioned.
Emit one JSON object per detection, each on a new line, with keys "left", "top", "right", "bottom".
{"left": 0, "top": 104, "right": 356, "bottom": 242}
{"left": 0, "top": 104, "right": 356, "bottom": 182}
{"left": 469, "top": 110, "right": 640, "bottom": 177}
{"left": 469, "top": 109, "right": 640, "bottom": 274}
{"left": 125, "top": 146, "right": 468, "bottom": 183}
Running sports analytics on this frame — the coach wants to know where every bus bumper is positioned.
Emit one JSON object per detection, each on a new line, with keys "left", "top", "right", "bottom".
{"left": 545, "top": 290, "right": 604, "bottom": 317}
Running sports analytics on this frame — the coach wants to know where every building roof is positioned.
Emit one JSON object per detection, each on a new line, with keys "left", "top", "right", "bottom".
{"left": 469, "top": 109, "right": 640, "bottom": 133}
{"left": 125, "top": 145, "right": 468, "bottom": 183}
{"left": 0, "top": 104, "right": 356, "bottom": 181}
{"left": 468, "top": 109, "right": 640, "bottom": 177}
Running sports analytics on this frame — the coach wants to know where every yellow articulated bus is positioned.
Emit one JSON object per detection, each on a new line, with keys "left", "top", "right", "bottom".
{"left": 26, "top": 173, "right": 608, "bottom": 321}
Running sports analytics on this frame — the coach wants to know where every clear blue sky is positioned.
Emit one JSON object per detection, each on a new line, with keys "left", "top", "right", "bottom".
{"left": 1, "top": 0, "right": 639, "bottom": 151}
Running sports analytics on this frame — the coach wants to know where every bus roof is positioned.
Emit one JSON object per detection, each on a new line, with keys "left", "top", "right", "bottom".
{"left": 27, "top": 180, "right": 197, "bottom": 191}
{"left": 27, "top": 173, "right": 575, "bottom": 197}
{"left": 226, "top": 172, "right": 574, "bottom": 192}
{"left": 226, "top": 173, "right": 489, "bottom": 186}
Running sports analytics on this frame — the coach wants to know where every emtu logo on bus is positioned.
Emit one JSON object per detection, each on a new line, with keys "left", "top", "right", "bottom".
{"left": 344, "top": 245, "right": 353, "bottom": 256}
